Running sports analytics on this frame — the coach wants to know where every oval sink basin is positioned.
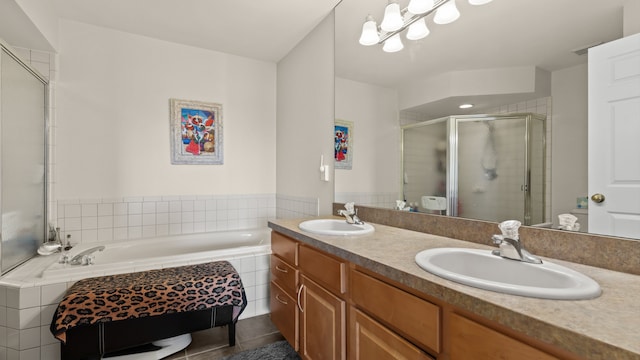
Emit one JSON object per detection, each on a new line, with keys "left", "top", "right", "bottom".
{"left": 415, "top": 248, "right": 601, "bottom": 300}
{"left": 299, "top": 219, "right": 374, "bottom": 236}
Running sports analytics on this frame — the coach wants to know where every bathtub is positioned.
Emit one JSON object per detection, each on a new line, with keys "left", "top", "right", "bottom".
{"left": 41, "top": 228, "right": 272, "bottom": 279}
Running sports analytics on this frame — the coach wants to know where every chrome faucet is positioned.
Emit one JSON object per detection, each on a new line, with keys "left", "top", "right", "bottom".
{"left": 491, "top": 235, "right": 542, "bottom": 264}
{"left": 491, "top": 220, "right": 542, "bottom": 264}
{"left": 338, "top": 202, "right": 364, "bottom": 225}
{"left": 69, "top": 246, "right": 105, "bottom": 265}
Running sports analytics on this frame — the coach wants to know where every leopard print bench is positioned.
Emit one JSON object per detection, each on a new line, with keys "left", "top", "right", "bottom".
{"left": 51, "top": 261, "right": 247, "bottom": 360}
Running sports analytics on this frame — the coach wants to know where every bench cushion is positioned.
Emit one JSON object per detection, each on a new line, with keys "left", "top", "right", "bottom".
{"left": 51, "top": 260, "right": 246, "bottom": 343}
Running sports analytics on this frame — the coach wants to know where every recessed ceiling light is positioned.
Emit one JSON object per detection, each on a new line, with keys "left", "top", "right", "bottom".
{"left": 459, "top": 103, "right": 473, "bottom": 109}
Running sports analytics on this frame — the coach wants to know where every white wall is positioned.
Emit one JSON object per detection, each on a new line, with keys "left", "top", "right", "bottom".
{"left": 14, "top": 0, "right": 59, "bottom": 50}
{"left": 0, "top": 0, "right": 56, "bottom": 52}
{"left": 335, "top": 77, "right": 400, "bottom": 206}
{"left": 276, "top": 13, "right": 334, "bottom": 216}
{"left": 551, "top": 64, "right": 588, "bottom": 226}
{"left": 56, "top": 20, "right": 276, "bottom": 200}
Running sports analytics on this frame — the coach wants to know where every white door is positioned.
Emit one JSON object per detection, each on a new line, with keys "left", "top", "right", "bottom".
{"left": 588, "top": 32, "right": 640, "bottom": 238}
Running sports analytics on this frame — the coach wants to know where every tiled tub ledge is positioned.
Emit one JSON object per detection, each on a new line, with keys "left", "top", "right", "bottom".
{"left": 0, "top": 229, "right": 272, "bottom": 360}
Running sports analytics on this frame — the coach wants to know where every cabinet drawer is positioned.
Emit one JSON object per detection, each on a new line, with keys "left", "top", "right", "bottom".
{"left": 449, "top": 313, "right": 559, "bottom": 360}
{"left": 270, "top": 281, "right": 298, "bottom": 351}
{"left": 271, "top": 232, "right": 298, "bottom": 265}
{"left": 350, "top": 307, "right": 435, "bottom": 360}
{"left": 271, "top": 255, "right": 298, "bottom": 294}
{"left": 299, "top": 245, "right": 346, "bottom": 295}
{"left": 351, "top": 269, "right": 441, "bottom": 354}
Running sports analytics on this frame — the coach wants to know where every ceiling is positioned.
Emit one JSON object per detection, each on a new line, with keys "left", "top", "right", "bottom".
{"left": 13, "top": 0, "right": 629, "bottom": 117}
{"left": 51, "top": 0, "right": 341, "bottom": 63}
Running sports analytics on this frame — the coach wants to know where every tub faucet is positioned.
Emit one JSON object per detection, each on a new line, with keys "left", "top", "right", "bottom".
{"left": 69, "top": 246, "right": 105, "bottom": 266}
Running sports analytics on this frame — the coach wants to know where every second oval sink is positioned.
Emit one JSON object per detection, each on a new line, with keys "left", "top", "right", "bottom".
{"left": 415, "top": 248, "right": 601, "bottom": 300}
{"left": 299, "top": 219, "right": 374, "bottom": 236}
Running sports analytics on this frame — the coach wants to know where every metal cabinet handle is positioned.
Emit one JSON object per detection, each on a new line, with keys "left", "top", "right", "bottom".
{"left": 275, "top": 294, "right": 288, "bottom": 305}
{"left": 297, "top": 284, "right": 304, "bottom": 313}
{"left": 275, "top": 265, "right": 288, "bottom": 273}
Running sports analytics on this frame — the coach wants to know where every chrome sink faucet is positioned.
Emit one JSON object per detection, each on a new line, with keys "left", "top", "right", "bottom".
{"left": 338, "top": 202, "right": 364, "bottom": 225}
{"left": 491, "top": 220, "right": 542, "bottom": 264}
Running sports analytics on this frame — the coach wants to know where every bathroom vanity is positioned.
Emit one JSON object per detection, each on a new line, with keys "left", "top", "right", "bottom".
{"left": 268, "top": 218, "right": 640, "bottom": 360}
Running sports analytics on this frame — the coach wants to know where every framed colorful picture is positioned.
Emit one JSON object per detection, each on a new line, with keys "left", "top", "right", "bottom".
{"left": 334, "top": 119, "right": 353, "bottom": 170}
{"left": 170, "top": 98, "right": 223, "bottom": 165}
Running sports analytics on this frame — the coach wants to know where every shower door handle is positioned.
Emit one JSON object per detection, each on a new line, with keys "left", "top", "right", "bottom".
{"left": 591, "top": 193, "right": 605, "bottom": 203}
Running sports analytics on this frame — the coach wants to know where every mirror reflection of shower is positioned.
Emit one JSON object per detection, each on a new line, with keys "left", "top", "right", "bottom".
{"left": 401, "top": 113, "right": 546, "bottom": 225}
{"left": 481, "top": 122, "right": 498, "bottom": 181}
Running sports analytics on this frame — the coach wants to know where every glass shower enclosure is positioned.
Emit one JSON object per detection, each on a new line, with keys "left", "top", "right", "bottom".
{"left": 402, "top": 113, "right": 546, "bottom": 225}
{"left": 1, "top": 41, "right": 48, "bottom": 274}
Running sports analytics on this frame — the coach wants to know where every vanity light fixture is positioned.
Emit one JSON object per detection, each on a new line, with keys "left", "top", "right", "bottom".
{"left": 459, "top": 103, "right": 474, "bottom": 109}
{"left": 383, "top": 33, "right": 405, "bottom": 52}
{"left": 408, "top": 0, "right": 435, "bottom": 14}
{"left": 359, "top": 0, "right": 493, "bottom": 53}
{"left": 359, "top": 15, "right": 380, "bottom": 45}
{"left": 405, "top": 12, "right": 430, "bottom": 40}
{"left": 433, "top": 0, "right": 461, "bottom": 24}
{"left": 380, "top": 2, "right": 404, "bottom": 32}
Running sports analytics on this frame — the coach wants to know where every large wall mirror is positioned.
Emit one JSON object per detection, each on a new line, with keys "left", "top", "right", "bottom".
{"left": 334, "top": 0, "right": 633, "bottom": 239}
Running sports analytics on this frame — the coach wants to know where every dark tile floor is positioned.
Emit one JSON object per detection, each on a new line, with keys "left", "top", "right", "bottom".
{"left": 165, "top": 314, "right": 284, "bottom": 360}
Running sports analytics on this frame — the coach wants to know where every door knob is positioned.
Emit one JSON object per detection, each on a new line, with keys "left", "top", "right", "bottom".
{"left": 591, "top": 193, "right": 605, "bottom": 203}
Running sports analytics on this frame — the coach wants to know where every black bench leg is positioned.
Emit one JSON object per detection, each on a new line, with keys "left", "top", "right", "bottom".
{"left": 228, "top": 321, "right": 237, "bottom": 346}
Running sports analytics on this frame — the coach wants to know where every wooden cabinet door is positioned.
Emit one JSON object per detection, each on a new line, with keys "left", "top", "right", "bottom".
{"left": 350, "top": 307, "right": 435, "bottom": 360}
{"left": 299, "top": 275, "right": 346, "bottom": 360}
{"left": 450, "top": 313, "right": 559, "bottom": 360}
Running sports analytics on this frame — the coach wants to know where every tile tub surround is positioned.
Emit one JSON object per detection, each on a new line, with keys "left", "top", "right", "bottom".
{"left": 0, "top": 249, "right": 271, "bottom": 360}
{"left": 269, "top": 218, "right": 640, "bottom": 359}
{"left": 56, "top": 194, "right": 277, "bottom": 245}
{"left": 333, "top": 203, "right": 640, "bottom": 275}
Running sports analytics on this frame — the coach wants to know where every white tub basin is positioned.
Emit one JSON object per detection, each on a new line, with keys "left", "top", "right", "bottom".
{"left": 415, "top": 248, "right": 601, "bottom": 300}
{"left": 298, "top": 219, "right": 374, "bottom": 236}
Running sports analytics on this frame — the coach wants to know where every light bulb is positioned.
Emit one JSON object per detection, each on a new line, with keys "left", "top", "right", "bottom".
{"left": 468, "top": 0, "right": 492, "bottom": 4}
{"left": 383, "top": 34, "right": 404, "bottom": 53}
{"left": 359, "top": 15, "right": 380, "bottom": 46}
{"left": 380, "top": 2, "right": 403, "bottom": 32}
{"left": 406, "top": 18, "right": 429, "bottom": 40}
{"left": 408, "top": 0, "right": 435, "bottom": 14}
{"left": 434, "top": 0, "right": 460, "bottom": 24}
